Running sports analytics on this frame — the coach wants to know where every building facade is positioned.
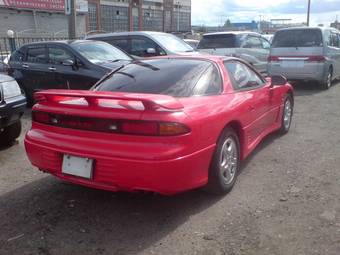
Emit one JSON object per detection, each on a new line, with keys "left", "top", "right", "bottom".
{"left": 0, "top": 0, "right": 191, "bottom": 38}
{"left": 0, "top": 0, "right": 88, "bottom": 37}
{"left": 87, "top": 0, "right": 191, "bottom": 34}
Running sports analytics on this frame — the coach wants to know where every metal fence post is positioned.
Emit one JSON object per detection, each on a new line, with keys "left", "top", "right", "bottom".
{"left": 7, "top": 30, "right": 16, "bottom": 53}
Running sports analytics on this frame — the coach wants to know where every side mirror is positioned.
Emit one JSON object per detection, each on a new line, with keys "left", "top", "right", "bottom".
{"left": 62, "top": 59, "right": 75, "bottom": 66}
{"left": 270, "top": 75, "right": 287, "bottom": 87}
{"left": 146, "top": 48, "right": 157, "bottom": 55}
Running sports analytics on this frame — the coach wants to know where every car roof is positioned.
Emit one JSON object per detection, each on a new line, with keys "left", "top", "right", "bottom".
{"left": 87, "top": 31, "right": 170, "bottom": 39}
{"left": 0, "top": 73, "right": 14, "bottom": 83}
{"left": 145, "top": 54, "right": 234, "bottom": 63}
{"left": 203, "top": 31, "right": 262, "bottom": 37}
{"left": 276, "top": 26, "right": 338, "bottom": 32}
{"left": 18, "top": 40, "right": 105, "bottom": 47}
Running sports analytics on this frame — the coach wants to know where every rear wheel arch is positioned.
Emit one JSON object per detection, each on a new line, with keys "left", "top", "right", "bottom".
{"left": 329, "top": 65, "right": 333, "bottom": 75}
{"left": 286, "top": 89, "right": 294, "bottom": 106}
{"left": 219, "top": 121, "right": 245, "bottom": 160}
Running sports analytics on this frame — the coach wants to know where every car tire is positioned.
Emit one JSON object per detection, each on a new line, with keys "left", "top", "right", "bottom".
{"left": 321, "top": 68, "right": 332, "bottom": 90}
{"left": 0, "top": 121, "right": 22, "bottom": 146}
{"left": 206, "top": 128, "right": 240, "bottom": 195}
{"left": 20, "top": 86, "right": 33, "bottom": 107}
{"left": 279, "top": 95, "right": 293, "bottom": 134}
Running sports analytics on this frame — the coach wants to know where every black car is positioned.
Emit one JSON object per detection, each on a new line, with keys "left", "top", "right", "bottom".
{"left": 0, "top": 74, "right": 26, "bottom": 146}
{"left": 7, "top": 40, "right": 132, "bottom": 104}
{"left": 86, "top": 31, "right": 195, "bottom": 58}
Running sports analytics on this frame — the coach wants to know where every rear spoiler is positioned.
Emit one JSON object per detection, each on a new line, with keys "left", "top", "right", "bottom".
{"left": 34, "top": 90, "right": 184, "bottom": 111}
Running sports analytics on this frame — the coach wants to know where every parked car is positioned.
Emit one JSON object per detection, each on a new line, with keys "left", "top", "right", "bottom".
{"left": 86, "top": 31, "right": 195, "bottom": 58}
{"left": 268, "top": 27, "right": 340, "bottom": 90}
{"left": 7, "top": 40, "right": 132, "bottom": 104}
{"left": 197, "top": 32, "right": 271, "bottom": 74}
{"left": 25, "top": 55, "right": 294, "bottom": 195}
{"left": 263, "top": 34, "right": 274, "bottom": 44}
{"left": 0, "top": 74, "right": 26, "bottom": 146}
{"left": 184, "top": 39, "right": 200, "bottom": 49}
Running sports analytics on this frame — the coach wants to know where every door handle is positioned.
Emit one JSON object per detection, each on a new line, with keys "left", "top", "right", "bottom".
{"left": 48, "top": 67, "right": 56, "bottom": 71}
{"left": 22, "top": 64, "right": 29, "bottom": 68}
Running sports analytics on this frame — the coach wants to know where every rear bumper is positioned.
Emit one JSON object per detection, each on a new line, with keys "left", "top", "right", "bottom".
{"left": 268, "top": 62, "right": 327, "bottom": 82}
{"left": 0, "top": 95, "right": 26, "bottom": 129}
{"left": 25, "top": 133, "right": 215, "bottom": 195}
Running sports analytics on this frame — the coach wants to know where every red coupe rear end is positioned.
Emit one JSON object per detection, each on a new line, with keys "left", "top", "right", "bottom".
{"left": 25, "top": 56, "right": 294, "bottom": 195}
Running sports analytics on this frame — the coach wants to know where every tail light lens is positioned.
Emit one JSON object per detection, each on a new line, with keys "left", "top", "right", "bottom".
{"left": 308, "top": 55, "right": 326, "bottom": 62}
{"left": 268, "top": 56, "right": 279, "bottom": 62}
{"left": 32, "top": 111, "right": 190, "bottom": 136}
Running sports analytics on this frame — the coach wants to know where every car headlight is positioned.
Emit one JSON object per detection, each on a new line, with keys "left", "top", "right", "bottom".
{"left": 1, "top": 80, "right": 22, "bottom": 100}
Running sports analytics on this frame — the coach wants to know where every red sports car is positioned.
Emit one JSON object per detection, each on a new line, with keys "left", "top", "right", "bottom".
{"left": 25, "top": 56, "right": 294, "bottom": 195}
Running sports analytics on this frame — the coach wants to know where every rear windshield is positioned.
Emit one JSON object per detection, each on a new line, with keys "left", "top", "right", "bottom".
{"left": 197, "top": 34, "right": 240, "bottom": 49}
{"left": 272, "top": 29, "right": 323, "bottom": 48}
{"left": 95, "top": 59, "right": 222, "bottom": 97}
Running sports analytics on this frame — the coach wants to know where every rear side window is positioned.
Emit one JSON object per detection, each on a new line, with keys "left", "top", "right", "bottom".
{"left": 224, "top": 61, "right": 265, "bottom": 90}
{"left": 26, "top": 46, "right": 47, "bottom": 63}
{"left": 10, "top": 48, "right": 25, "bottom": 62}
{"left": 48, "top": 46, "right": 74, "bottom": 65}
{"left": 131, "top": 37, "right": 159, "bottom": 57}
{"left": 106, "top": 38, "right": 130, "bottom": 53}
{"left": 95, "top": 59, "right": 222, "bottom": 97}
{"left": 272, "top": 29, "right": 323, "bottom": 48}
{"left": 243, "top": 36, "right": 263, "bottom": 48}
{"left": 197, "top": 34, "right": 239, "bottom": 49}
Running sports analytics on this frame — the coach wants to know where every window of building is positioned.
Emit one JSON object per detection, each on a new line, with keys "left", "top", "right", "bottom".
{"left": 88, "top": 3, "right": 98, "bottom": 31}
{"left": 101, "top": 5, "right": 129, "bottom": 32}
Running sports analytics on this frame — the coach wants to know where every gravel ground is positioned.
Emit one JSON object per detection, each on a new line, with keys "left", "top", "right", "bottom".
{"left": 0, "top": 82, "right": 339, "bottom": 255}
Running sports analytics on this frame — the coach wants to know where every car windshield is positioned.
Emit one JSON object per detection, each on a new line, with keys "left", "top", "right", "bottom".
{"left": 197, "top": 34, "right": 240, "bottom": 49}
{"left": 71, "top": 41, "right": 132, "bottom": 64}
{"left": 95, "top": 59, "right": 221, "bottom": 97}
{"left": 272, "top": 29, "right": 323, "bottom": 48}
{"left": 152, "top": 33, "right": 194, "bottom": 52}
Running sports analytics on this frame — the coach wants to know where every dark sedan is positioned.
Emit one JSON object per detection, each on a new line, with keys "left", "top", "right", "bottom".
{"left": 7, "top": 40, "right": 132, "bottom": 104}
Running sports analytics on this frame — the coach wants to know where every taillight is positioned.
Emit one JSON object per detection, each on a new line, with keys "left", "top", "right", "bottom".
{"left": 268, "top": 56, "right": 279, "bottom": 62}
{"left": 159, "top": 123, "right": 190, "bottom": 136}
{"left": 32, "top": 111, "right": 50, "bottom": 124}
{"left": 32, "top": 111, "right": 190, "bottom": 136}
{"left": 308, "top": 55, "right": 326, "bottom": 62}
{"left": 121, "top": 122, "right": 158, "bottom": 136}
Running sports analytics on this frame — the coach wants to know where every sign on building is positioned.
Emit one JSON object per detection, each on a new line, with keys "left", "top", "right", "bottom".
{"left": 0, "top": 0, "right": 88, "bottom": 13}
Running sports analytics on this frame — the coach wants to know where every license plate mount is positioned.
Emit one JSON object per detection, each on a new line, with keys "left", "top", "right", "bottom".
{"left": 62, "top": 154, "right": 93, "bottom": 179}
{"left": 281, "top": 60, "right": 305, "bottom": 68}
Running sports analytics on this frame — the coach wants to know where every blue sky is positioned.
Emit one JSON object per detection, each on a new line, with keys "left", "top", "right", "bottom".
{"left": 192, "top": 0, "right": 340, "bottom": 26}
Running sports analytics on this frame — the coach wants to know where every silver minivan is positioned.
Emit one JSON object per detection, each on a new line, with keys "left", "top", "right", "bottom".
{"left": 268, "top": 27, "right": 340, "bottom": 89}
{"left": 197, "top": 32, "right": 271, "bottom": 75}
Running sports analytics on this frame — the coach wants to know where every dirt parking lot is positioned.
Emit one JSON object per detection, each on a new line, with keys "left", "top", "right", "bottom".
{"left": 0, "top": 83, "right": 340, "bottom": 255}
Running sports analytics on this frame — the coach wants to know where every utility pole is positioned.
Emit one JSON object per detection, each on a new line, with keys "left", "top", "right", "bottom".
{"left": 176, "top": 1, "right": 180, "bottom": 32}
{"left": 307, "top": 0, "right": 311, "bottom": 26}
{"left": 67, "top": 0, "right": 76, "bottom": 38}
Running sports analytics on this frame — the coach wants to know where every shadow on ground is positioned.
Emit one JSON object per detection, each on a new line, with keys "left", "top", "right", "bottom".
{"left": 293, "top": 80, "right": 338, "bottom": 97}
{"left": 0, "top": 176, "right": 223, "bottom": 255}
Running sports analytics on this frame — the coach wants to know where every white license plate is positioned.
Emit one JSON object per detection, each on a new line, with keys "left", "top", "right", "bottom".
{"left": 62, "top": 154, "right": 93, "bottom": 179}
{"left": 281, "top": 61, "right": 305, "bottom": 68}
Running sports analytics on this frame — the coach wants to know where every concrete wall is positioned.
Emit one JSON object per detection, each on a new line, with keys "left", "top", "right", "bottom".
{"left": 0, "top": 8, "right": 86, "bottom": 38}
